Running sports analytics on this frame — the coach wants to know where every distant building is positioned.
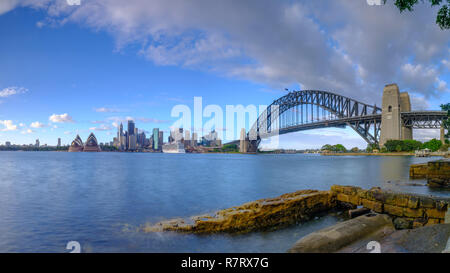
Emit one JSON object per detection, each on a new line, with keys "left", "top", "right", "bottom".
{"left": 83, "top": 133, "right": 101, "bottom": 152}
{"left": 57, "top": 138, "right": 61, "bottom": 147}
{"left": 184, "top": 130, "right": 191, "bottom": 147}
{"left": 35, "top": 139, "right": 40, "bottom": 148}
{"left": 192, "top": 132, "right": 198, "bottom": 146}
{"left": 68, "top": 133, "right": 101, "bottom": 152}
{"left": 5, "top": 141, "right": 11, "bottom": 147}
{"left": 127, "top": 120, "right": 135, "bottom": 136}
{"left": 158, "top": 131, "right": 163, "bottom": 148}
{"left": 202, "top": 130, "right": 221, "bottom": 147}
{"left": 68, "top": 135, "right": 84, "bottom": 152}
{"left": 153, "top": 128, "right": 160, "bottom": 150}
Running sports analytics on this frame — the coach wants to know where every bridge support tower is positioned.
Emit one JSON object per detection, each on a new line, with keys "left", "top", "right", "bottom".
{"left": 239, "top": 128, "right": 248, "bottom": 153}
{"left": 380, "top": 83, "right": 413, "bottom": 146}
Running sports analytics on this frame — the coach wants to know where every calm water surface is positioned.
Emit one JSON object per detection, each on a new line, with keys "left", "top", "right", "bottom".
{"left": 0, "top": 152, "right": 447, "bottom": 253}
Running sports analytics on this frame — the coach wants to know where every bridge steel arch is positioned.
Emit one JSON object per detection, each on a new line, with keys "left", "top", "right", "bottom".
{"left": 247, "top": 90, "right": 383, "bottom": 150}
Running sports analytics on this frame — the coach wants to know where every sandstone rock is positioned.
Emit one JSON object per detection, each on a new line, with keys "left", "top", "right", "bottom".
{"left": 143, "top": 190, "right": 336, "bottom": 234}
{"left": 393, "top": 217, "right": 412, "bottom": 230}
{"left": 288, "top": 214, "right": 395, "bottom": 253}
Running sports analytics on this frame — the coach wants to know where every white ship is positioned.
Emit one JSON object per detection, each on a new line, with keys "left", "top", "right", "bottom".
{"left": 162, "top": 142, "right": 186, "bottom": 154}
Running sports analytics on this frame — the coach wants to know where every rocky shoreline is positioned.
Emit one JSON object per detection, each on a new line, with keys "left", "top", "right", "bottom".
{"left": 142, "top": 183, "right": 450, "bottom": 252}
{"left": 143, "top": 185, "right": 450, "bottom": 234}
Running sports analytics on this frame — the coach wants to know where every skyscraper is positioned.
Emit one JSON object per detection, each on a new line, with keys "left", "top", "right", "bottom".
{"left": 35, "top": 139, "right": 40, "bottom": 148}
{"left": 57, "top": 138, "right": 61, "bottom": 147}
{"left": 158, "top": 131, "right": 163, "bottom": 148}
{"left": 119, "top": 123, "right": 126, "bottom": 150}
{"left": 192, "top": 132, "right": 198, "bottom": 147}
{"left": 153, "top": 128, "right": 160, "bottom": 150}
{"left": 128, "top": 119, "right": 135, "bottom": 136}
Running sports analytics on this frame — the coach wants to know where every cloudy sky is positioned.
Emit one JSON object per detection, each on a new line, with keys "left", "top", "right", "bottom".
{"left": 0, "top": 0, "right": 448, "bottom": 149}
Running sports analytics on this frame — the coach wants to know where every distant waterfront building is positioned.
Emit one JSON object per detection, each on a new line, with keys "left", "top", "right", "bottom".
{"left": 127, "top": 120, "right": 137, "bottom": 151}
{"left": 158, "top": 131, "right": 163, "bottom": 148}
{"left": 184, "top": 130, "right": 191, "bottom": 147}
{"left": 5, "top": 141, "right": 11, "bottom": 147}
{"left": 57, "top": 138, "right": 61, "bottom": 147}
{"left": 68, "top": 135, "right": 84, "bottom": 152}
{"left": 192, "top": 132, "right": 198, "bottom": 147}
{"left": 128, "top": 120, "right": 135, "bottom": 136}
{"left": 169, "top": 128, "right": 184, "bottom": 143}
{"left": 118, "top": 122, "right": 126, "bottom": 150}
{"left": 202, "top": 130, "right": 221, "bottom": 147}
{"left": 35, "top": 139, "right": 40, "bottom": 148}
{"left": 83, "top": 133, "right": 101, "bottom": 152}
{"left": 153, "top": 128, "right": 160, "bottom": 150}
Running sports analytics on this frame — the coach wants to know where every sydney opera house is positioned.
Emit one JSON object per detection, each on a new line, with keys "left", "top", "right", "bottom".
{"left": 68, "top": 133, "right": 101, "bottom": 152}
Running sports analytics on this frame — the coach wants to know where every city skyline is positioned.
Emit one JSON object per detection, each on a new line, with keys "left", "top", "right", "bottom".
{"left": 0, "top": 1, "right": 449, "bottom": 149}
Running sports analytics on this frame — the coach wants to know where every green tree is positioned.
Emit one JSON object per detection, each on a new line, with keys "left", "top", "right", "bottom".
{"left": 383, "top": 0, "right": 450, "bottom": 30}
{"left": 333, "top": 144, "right": 347, "bottom": 153}
{"left": 384, "top": 140, "right": 404, "bottom": 152}
{"left": 321, "top": 144, "right": 333, "bottom": 151}
{"left": 422, "top": 138, "right": 443, "bottom": 151}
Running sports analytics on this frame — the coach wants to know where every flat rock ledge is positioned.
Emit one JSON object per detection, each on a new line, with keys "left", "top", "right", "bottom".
{"left": 142, "top": 190, "right": 336, "bottom": 234}
{"left": 142, "top": 185, "right": 450, "bottom": 235}
{"left": 410, "top": 159, "right": 450, "bottom": 188}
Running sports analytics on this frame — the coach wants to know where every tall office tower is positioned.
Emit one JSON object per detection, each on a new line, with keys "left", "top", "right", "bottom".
{"left": 57, "top": 138, "right": 61, "bottom": 147}
{"left": 118, "top": 122, "right": 126, "bottom": 150}
{"left": 128, "top": 134, "right": 137, "bottom": 151}
{"left": 178, "top": 128, "right": 184, "bottom": 143}
{"left": 184, "top": 130, "right": 191, "bottom": 147}
{"left": 153, "top": 128, "right": 160, "bottom": 150}
{"left": 140, "top": 131, "right": 146, "bottom": 147}
{"left": 192, "top": 132, "right": 198, "bottom": 147}
{"left": 149, "top": 136, "right": 154, "bottom": 149}
{"left": 124, "top": 131, "right": 128, "bottom": 150}
{"left": 35, "top": 139, "right": 40, "bottom": 147}
{"left": 158, "top": 131, "right": 163, "bottom": 148}
{"left": 128, "top": 119, "right": 135, "bottom": 136}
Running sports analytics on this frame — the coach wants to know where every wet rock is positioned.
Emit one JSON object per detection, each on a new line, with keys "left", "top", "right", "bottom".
{"left": 288, "top": 214, "right": 395, "bottom": 253}
{"left": 393, "top": 217, "right": 412, "bottom": 230}
{"left": 143, "top": 190, "right": 336, "bottom": 234}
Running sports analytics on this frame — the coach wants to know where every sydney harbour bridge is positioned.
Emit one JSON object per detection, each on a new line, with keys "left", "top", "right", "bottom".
{"left": 235, "top": 84, "right": 448, "bottom": 153}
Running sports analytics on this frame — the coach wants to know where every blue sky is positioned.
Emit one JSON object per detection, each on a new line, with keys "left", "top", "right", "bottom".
{"left": 0, "top": 1, "right": 449, "bottom": 149}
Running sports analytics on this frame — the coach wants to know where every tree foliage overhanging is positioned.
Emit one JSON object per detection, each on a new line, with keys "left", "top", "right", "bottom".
{"left": 384, "top": 0, "right": 450, "bottom": 29}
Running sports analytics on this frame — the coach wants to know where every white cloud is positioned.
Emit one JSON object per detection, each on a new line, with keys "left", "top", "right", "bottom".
{"left": 94, "top": 107, "right": 120, "bottom": 113}
{"left": 21, "top": 129, "right": 34, "bottom": 134}
{"left": 0, "top": 0, "right": 19, "bottom": 16}
{"left": 400, "top": 63, "right": 447, "bottom": 96}
{"left": 49, "top": 113, "right": 74, "bottom": 123}
{"left": 414, "top": 129, "right": 441, "bottom": 142}
{"left": 89, "top": 124, "right": 113, "bottom": 131}
{"left": 0, "top": 86, "right": 27, "bottom": 98}
{"left": 30, "top": 121, "right": 46, "bottom": 128}
{"left": 5, "top": 0, "right": 450, "bottom": 108}
{"left": 0, "top": 120, "right": 18, "bottom": 131}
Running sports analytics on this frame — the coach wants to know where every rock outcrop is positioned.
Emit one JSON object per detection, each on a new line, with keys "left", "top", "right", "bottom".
{"left": 410, "top": 159, "right": 450, "bottom": 188}
{"left": 288, "top": 214, "right": 395, "bottom": 253}
{"left": 143, "top": 190, "right": 336, "bottom": 234}
{"left": 331, "top": 185, "right": 450, "bottom": 228}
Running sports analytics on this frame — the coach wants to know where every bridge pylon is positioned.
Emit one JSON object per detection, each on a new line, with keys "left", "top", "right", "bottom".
{"left": 380, "top": 83, "right": 413, "bottom": 146}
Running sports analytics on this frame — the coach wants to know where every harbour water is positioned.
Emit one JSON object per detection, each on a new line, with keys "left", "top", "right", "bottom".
{"left": 0, "top": 151, "right": 447, "bottom": 253}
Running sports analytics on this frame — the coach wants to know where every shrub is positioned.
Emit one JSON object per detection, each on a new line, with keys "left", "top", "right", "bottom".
{"left": 422, "top": 139, "right": 442, "bottom": 152}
